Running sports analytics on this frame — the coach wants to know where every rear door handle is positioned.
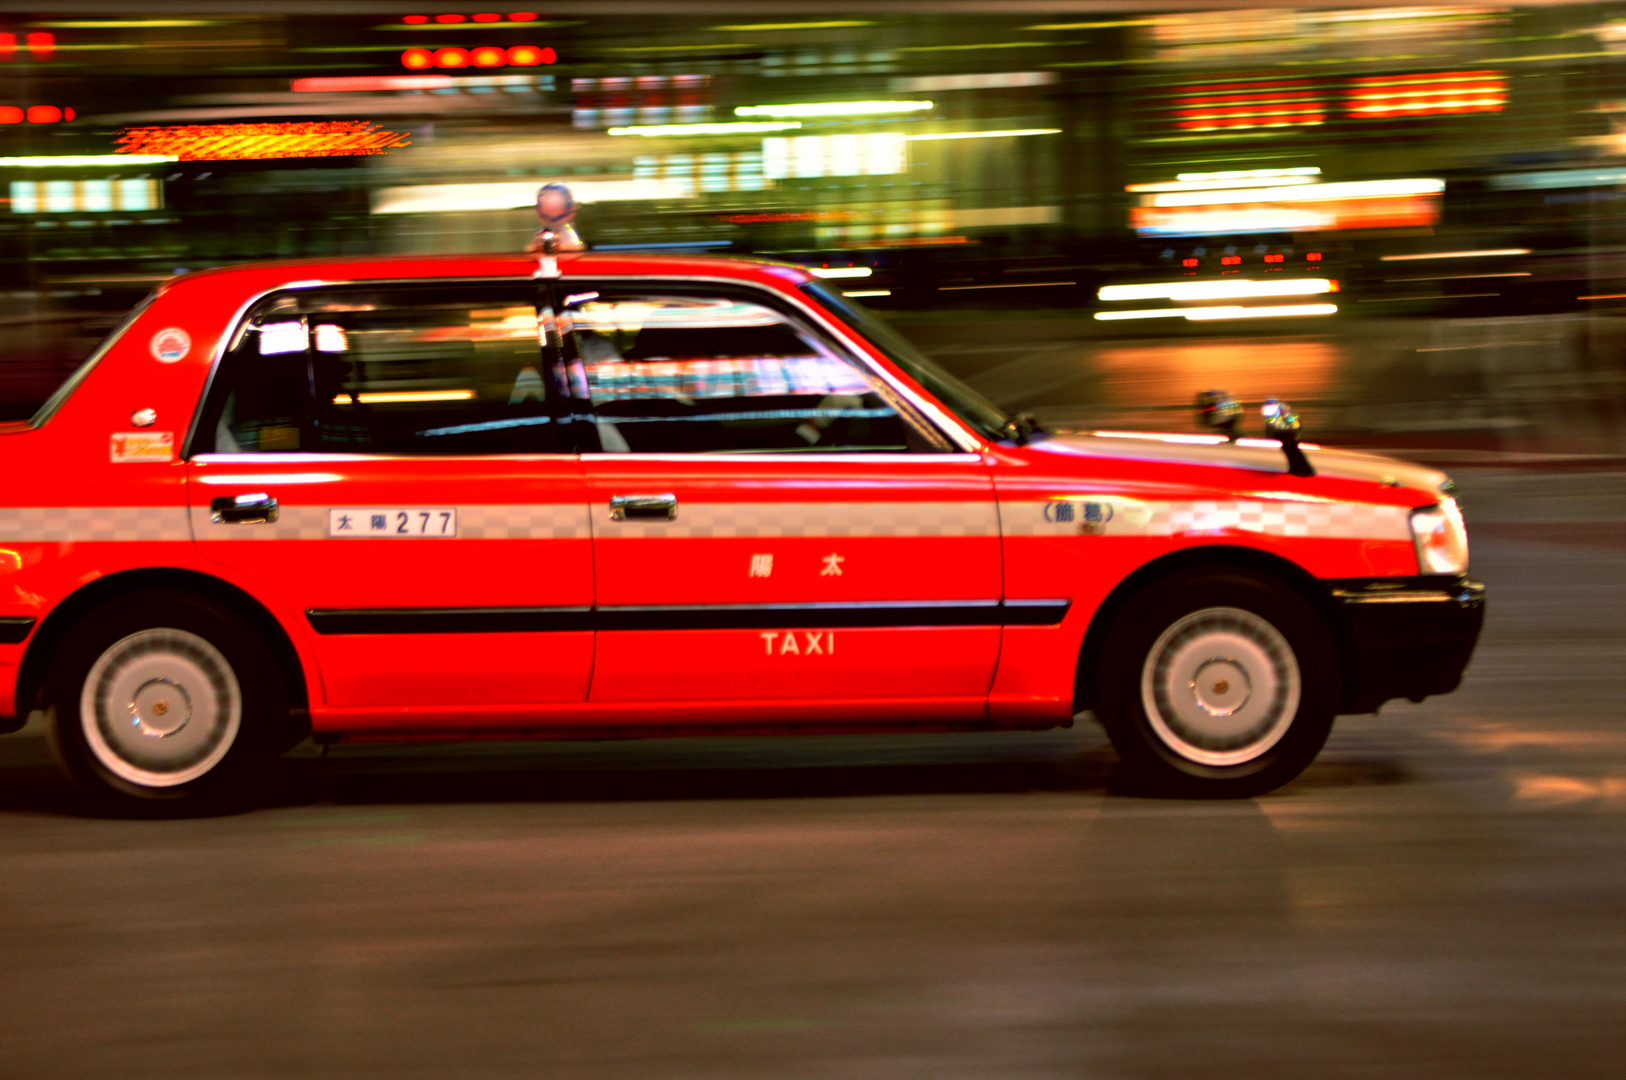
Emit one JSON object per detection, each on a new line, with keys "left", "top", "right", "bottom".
{"left": 609, "top": 493, "right": 677, "bottom": 521}
{"left": 211, "top": 493, "right": 279, "bottom": 525}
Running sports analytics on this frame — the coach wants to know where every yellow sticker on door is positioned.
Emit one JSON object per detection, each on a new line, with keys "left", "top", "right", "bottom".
{"left": 110, "top": 431, "right": 174, "bottom": 463}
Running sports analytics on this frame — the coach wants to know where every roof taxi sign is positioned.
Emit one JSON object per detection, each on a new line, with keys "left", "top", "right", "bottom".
{"left": 526, "top": 181, "right": 583, "bottom": 278}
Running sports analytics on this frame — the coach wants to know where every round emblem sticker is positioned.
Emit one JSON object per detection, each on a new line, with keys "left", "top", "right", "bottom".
{"left": 150, "top": 327, "right": 191, "bottom": 364}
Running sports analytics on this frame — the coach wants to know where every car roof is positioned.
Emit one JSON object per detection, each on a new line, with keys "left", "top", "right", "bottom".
{"left": 164, "top": 251, "right": 817, "bottom": 299}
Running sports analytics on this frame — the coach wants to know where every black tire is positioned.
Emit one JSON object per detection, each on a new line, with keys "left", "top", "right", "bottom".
{"left": 1094, "top": 569, "right": 1338, "bottom": 798}
{"left": 44, "top": 590, "right": 287, "bottom": 813}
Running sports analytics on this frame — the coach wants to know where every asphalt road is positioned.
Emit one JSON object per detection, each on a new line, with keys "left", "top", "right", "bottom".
{"left": 1, "top": 468, "right": 1624, "bottom": 1079}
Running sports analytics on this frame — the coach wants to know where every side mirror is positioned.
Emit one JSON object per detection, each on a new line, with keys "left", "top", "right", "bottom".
{"left": 1262, "top": 398, "right": 1315, "bottom": 477}
{"left": 1196, "top": 389, "right": 1242, "bottom": 441}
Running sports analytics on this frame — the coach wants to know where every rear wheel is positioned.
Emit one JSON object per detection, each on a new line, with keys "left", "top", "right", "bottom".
{"left": 45, "top": 591, "right": 286, "bottom": 812}
{"left": 1094, "top": 569, "right": 1337, "bottom": 797}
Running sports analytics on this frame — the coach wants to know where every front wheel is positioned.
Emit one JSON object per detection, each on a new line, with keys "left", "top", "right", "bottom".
{"left": 1094, "top": 570, "right": 1338, "bottom": 797}
{"left": 45, "top": 591, "right": 286, "bottom": 812}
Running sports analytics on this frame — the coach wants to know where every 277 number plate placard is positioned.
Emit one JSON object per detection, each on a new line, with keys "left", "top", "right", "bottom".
{"left": 328, "top": 508, "right": 457, "bottom": 538}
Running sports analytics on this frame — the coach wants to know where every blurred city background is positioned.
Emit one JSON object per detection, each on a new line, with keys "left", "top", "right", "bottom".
{"left": 5, "top": 3, "right": 1626, "bottom": 455}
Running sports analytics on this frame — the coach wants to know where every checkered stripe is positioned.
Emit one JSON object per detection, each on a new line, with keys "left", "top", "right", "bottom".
{"left": 189, "top": 504, "right": 591, "bottom": 540}
{"left": 1005, "top": 499, "right": 1411, "bottom": 540}
{"left": 600, "top": 500, "right": 1001, "bottom": 539}
{"left": 0, "top": 506, "right": 192, "bottom": 542}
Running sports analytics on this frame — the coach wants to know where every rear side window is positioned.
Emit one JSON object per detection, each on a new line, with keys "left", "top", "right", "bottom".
{"left": 197, "top": 283, "right": 557, "bottom": 455}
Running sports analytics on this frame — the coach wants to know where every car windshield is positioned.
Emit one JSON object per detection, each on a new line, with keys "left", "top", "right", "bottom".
{"left": 800, "top": 281, "right": 1014, "bottom": 443}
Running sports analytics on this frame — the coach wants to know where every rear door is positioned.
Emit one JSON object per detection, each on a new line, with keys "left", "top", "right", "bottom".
{"left": 186, "top": 280, "right": 593, "bottom": 724}
{"left": 563, "top": 280, "right": 1004, "bottom": 718}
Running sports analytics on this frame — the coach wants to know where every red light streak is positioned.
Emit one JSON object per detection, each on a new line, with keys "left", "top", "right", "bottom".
{"left": 472, "top": 13, "right": 500, "bottom": 21}
{"left": 0, "top": 33, "right": 13, "bottom": 60}
{"left": 1170, "top": 80, "right": 1325, "bottom": 131}
{"left": 510, "top": 11, "right": 538, "bottom": 20}
{"left": 25, "top": 32, "right": 52, "bottom": 59}
{"left": 26, "top": 105, "right": 61, "bottom": 124}
{"left": 1306, "top": 252, "right": 1322, "bottom": 261}
{"left": 0, "top": 107, "right": 20, "bottom": 123}
{"left": 0, "top": 104, "right": 71, "bottom": 124}
{"left": 435, "top": 13, "right": 464, "bottom": 23}
{"left": 471, "top": 45, "right": 505, "bottom": 66}
{"left": 403, "top": 15, "right": 429, "bottom": 23}
{"left": 433, "top": 46, "right": 469, "bottom": 67}
{"left": 1221, "top": 255, "right": 1241, "bottom": 265}
{"left": 1264, "top": 254, "right": 1284, "bottom": 263}
{"left": 1182, "top": 257, "right": 1199, "bottom": 267}
{"left": 402, "top": 48, "right": 433, "bottom": 68}
{"left": 116, "top": 121, "right": 412, "bottom": 161}
{"left": 293, "top": 75, "right": 454, "bottom": 92}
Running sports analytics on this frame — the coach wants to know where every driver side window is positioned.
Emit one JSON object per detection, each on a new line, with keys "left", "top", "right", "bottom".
{"left": 568, "top": 288, "right": 940, "bottom": 454}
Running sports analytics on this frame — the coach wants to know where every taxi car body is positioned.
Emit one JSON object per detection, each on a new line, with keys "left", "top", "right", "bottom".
{"left": 0, "top": 251, "right": 1484, "bottom": 807}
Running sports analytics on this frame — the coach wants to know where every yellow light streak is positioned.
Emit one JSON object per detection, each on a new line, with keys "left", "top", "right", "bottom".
{"left": 32, "top": 18, "right": 223, "bottom": 27}
{"left": 713, "top": 20, "right": 875, "bottom": 31}
{"left": 334, "top": 391, "right": 475, "bottom": 405}
{"left": 1380, "top": 249, "right": 1529, "bottom": 261}
{"left": 843, "top": 290, "right": 892, "bottom": 297}
{"left": 1127, "top": 176, "right": 1321, "bottom": 193}
{"left": 903, "top": 128, "right": 1062, "bottom": 142}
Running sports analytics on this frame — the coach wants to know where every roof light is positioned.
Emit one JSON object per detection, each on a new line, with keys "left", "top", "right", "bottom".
{"left": 608, "top": 121, "right": 802, "bottom": 136}
{"left": 736, "top": 100, "right": 933, "bottom": 119}
{"left": 1099, "top": 278, "right": 1337, "bottom": 302}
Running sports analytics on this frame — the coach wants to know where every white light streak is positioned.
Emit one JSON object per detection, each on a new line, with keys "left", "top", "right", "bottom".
{"left": 1127, "top": 176, "right": 1322, "bottom": 193}
{"left": 1094, "top": 303, "right": 1337, "bottom": 322}
{"left": 196, "top": 473, "right": 343, "bottom": 485}
{"left": 736, "top": 100, "right": 932, "bottom": 118}
{"left": 1099, "top": 278, "right": 1336, "bottom": 302}
{"left": 843, "top": 290, "right": 892, "bottom": 297}
{"left": 371, "top": 179, "right": 692, "bottom": 214}
{"left": 334, "top": 390, "right": 475, "bottom": 405}
{"left": 808, "top": 267, "right": 873, "bottom": 279}
{"left": 609, "top": 121, "right": 802, "bottom": 137}
{"left": 1149, "top": 178, "right": 1444, "bottom": 208}
{"left": 0, "top": 154, "right": 178, "bottom": 167}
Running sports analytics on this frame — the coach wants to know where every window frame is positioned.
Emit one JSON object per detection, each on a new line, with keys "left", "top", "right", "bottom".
{"left": 554, "top": 276, "right": 967, "bottom": 457}
{"left": 186, "top": 277, "right": 567, "bottom": 460}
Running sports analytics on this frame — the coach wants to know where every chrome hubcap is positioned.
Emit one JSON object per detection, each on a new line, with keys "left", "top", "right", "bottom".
{"left": 80, "top": 629, "right": 241, "bottom": 788}
{"left": 1141, "top": 607, "right": 1300, "bottom": 767}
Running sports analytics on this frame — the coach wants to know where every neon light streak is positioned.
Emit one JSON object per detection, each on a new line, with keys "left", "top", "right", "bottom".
{"left": 903, "top": 128, "right": 1061, "bottom": 142}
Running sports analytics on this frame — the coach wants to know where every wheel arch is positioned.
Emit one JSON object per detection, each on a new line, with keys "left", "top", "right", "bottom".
{"left": 15, "top": 567, "right": 311, "bottom": 727}
{"left": 1072, "top": 544, "right": 1352, "bottom": 714}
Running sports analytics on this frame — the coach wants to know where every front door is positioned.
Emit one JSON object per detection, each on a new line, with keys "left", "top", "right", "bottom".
{"left": 187, "top": 280, "right": 593, "bottom": 725}
{"left": 563, "top": 281, "right": 1003, "bottom": 719}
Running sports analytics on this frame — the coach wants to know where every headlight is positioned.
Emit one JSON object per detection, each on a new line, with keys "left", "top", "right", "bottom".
{"left": 1410, "top": 497, "right": 1469, "bottom": 575}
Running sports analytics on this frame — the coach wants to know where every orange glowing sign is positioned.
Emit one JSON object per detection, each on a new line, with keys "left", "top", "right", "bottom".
{"left": 402, "top": 44, "right": 552, "bottom": 68}
{"left": 1171, "top": 79, "right": 1324, "bottom": 132}
{"left": 1348, "top": 70, "right": 1506, "bottom": 118}
{"left": 115, "top": 121, "right": 411, "bottom": 161}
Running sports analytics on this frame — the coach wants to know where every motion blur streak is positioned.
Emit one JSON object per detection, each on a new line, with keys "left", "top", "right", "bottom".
{"left": 1099, "top": 279, "right": 1337, "bottom": 302}
{"left": 116, "top": 122, "right": 410, "bottom": 161}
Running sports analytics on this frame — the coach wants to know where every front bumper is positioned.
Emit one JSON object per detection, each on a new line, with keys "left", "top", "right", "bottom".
{"left": 1326, "top": 576, "right": 1485, "bottom": 714}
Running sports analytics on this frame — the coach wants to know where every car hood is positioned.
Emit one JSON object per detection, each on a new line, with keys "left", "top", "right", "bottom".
{"left": 1035, "top": 430, "right": 1452, "bottom": 498}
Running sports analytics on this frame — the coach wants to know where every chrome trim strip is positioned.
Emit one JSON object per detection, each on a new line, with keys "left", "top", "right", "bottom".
{"left": 1330, "top": 589, "right": 1457, "bottom": 604}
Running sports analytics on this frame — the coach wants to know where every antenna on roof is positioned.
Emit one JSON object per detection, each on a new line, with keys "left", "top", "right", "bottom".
{"left": 527, "top": 182, "right": 583, "bottom": 279}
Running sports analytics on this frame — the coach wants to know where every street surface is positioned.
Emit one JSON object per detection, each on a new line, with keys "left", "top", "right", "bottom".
{"left": 1, "top": 468, "right": 1623, "bottom": 1078}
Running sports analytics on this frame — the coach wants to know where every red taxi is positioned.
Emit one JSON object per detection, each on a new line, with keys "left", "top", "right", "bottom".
{"left": 0, "top": 247, "right": 1484, "bottom": 808}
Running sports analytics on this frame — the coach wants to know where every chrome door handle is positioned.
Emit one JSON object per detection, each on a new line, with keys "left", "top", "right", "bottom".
{"left": 609, "top": 493, "right": 677, "bottom": 521}
{"left": 210, "top": 493, "right": 279, "bottom": 525}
